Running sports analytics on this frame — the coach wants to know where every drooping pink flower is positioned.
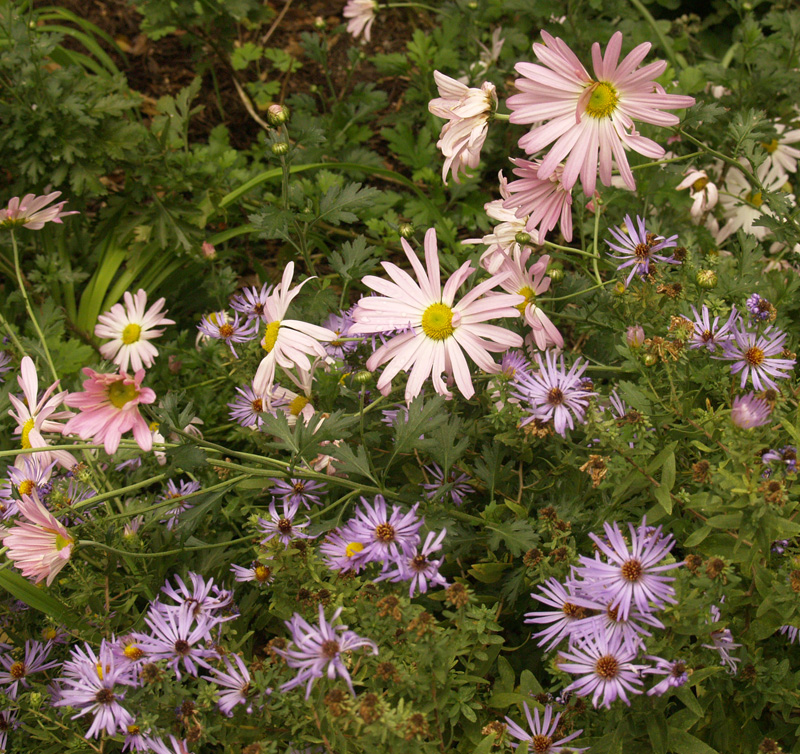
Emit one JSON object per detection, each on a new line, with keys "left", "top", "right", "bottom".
{"left": 343, "top": 0, "right": 378, "bottom": 41}
{"left": 63, "top": 369, "right": 156, "bottom": 455}
{"left": 0, "top": 192, "right": 78, "bottom": 230}
{"left": 504, "top": 158, "right": 574, "bottom": 242}
{"left": 675, "top": 168, "right": 719, "bottom": 221}
{"left": 1, "top": 492, "right": 74, "bottom": 585}
{"left": 350, "top": 228, "right": 524, "bottom": 401}
{"left": 507, "top": 31, "right": 695, "bottom": 195}
{"left": 429, "top": 72, "right": 497, "bottom": 184}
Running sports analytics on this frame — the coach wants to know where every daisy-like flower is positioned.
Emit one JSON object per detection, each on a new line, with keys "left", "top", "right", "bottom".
{"left": 504, "top": 702, "right": 586, "bottom": 752}
{"left": 762, "top": 121, "right": 800, "bottom": 175}
{"left": 558, "top": 631, "right": 646, "bottom": 708}
{"left": 779, "top": 625, "right": 799, "bottom": 643}
{"left": 717, "top": 323, "right": 796, "bottom": 391}
{"left": 571, "top": 599, "right": 663, "bottom": 651}
{"left": 762, "top": 446, "right": 797, "bottom": 475}
{"left": 230, "top": 283, "right": 273, "bottom": 324}
{"left": 275, "top": 604, "right": 378, "bottom": 698}
{"left": 146, "top": 735, "right": 195, "bottom": 754}
{"left": 504, "top": 158, "right": 574, "bottom": 242}
{"left": 577, "top": 519, "right": 679, "bottom": 621}
{"left": 731, "top": 393, "right": 772, "bottom": 429}
{"left": 0, "top": 480, "right": 18, "bottom": 521}
{"left": 54, "top": 640, "right": 135, "bottom": 738}
{"left": 136, "top": 609, "right": 218, "bottom": 680}
{"left": 375, "top": 529, "right": 449, "bottom": 597}
{"left": 0, "top": 191, "right": 78, "bottom": 230}
{"left": 511, "top": 350, "right": 596, "bottom": 437}
{"left": 159, "top": 571, "right": 233, "bottom": 625}
{"left": 158, "top": 478, "right": 202, "bottom": 530}
{"left": 681, "top": 304, "right": 738, "bottom": 352}
{"left": 252, "top": 263, "right": 336, "bottom": 396}
{"left": 349, "top": 496, "right": 423, "bottom": 563}
{"left": 197, "top": 311, "right": 258, "bottom": 358}
{"left": 203, "top": 653, "right": 256, "bottom": 716}
{"left": 343, "top": 0, "right": 378, "bottom": 42}
{"left": 675, "top": 168, "right": 719, "bottom": 221}
{"left": 702, "top": 626, "right": 741, "bottom": 674}
{"left": 7, "top": 454, "right": 56, "bottom": 498}
{"left": 0, "top": 350, "right": 12, "bottom": 381}
{"left": 231, "top": 561, "right": 274, "bottom": 584}
{"left": 257, "top": 500, "right": 312, "bottom": 547}
{"left": 429, "top": 72, "right": 497, "bottom": 184}
{"left": 63, "top": 368, "right": 156, "bottom": 455}
{"left": 269, "top": 478, "right": 325, "bottom": 511}
{"left": 524, "top": 578, "right": 596, "bottom": 650}
{"left": 0, "top": 640, "right": 58, "bottom": 699}
{"left": 228, "top": 382, "right": 284, "bottom": 429}
{"left": 606, "top": 215, "right": 680, "bottom": 287}
{"left": 351, "top": 228, "right": 524, "bottom": 401}
{"left": 0, "top": 708, "right": 19, "bottom": 752}
{"left": 497, "top": 249, "right": 563, "bottom": 350}
{"left": 422, "top": 463, "right": 473, "bottom": 506}
{"left": 111, "top": 635, "right": 148, "bottom": 671}
{"left": 319, "top": 525, "right": 370, "bottom": 573}
{"left": 507, "top": 31, "right": 695, "bottom": 195}
{"left": 644, "top": 656, "right": 689, "bottom": 696}
{"left": 95, "top": 290, "right": 174, "bottom": 373}
{"left": 1, "top": 492, "right": 74, "bottom": 585}
{"left": 323, "top": 311, "right": 359, "bottom": 359}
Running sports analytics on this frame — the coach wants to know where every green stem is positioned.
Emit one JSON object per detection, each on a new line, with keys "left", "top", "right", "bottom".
{"left": 539, "top": 280, "right": 616, "bottom": 302}
{"left": 0, "top": 309, "right": 26, "bottom": 356}
{"left": 69, "top": 473, "right": 169, "bottom": 513}
{"left": 630, "top": 150, "right": 703, "bottom": 170}
{"left": 10, "top": 230, "right": 58, "bottom": 382}
{"left": 541, "top": 240, "right": 596, "bottom": 259}
{"left": 492, "top": 112, "right": 510, "bottom": 121}
{"left": 628, "top": 0, "right": 682, "bottom": 71}
{"left": 79, "top": 534, "right": 254, "bottom": 559}
{"left": 384, "top": 1, "right": 441, "bottom": 11}
{"left": 590, "top": 199, "right": 603, "bottom": 286}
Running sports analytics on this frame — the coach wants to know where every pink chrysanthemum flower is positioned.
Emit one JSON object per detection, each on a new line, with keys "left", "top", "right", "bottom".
{"left": 504, "top": 158, "right": 574, "bottom": 242}
{"left": 253, "top": 263, "right": 336, "bottom": 396}
{"left": 343, "top": 0, "right": 378, "bottom": 42}
{"left": 95, "top": 289, "right": 174, "bottom": 373}
{"left": 63, "top": 369, "right": 157, "bottom": 455}
{"left": 675, "top": 168, "right": 719, "bottom": 221}
{"left": 429, "top": 72, "right": 497, "bottom": 184}
{"left": 0, "top": 191, "right": 78, "bottom": 230}
{"left": 1, "top": 492, "right": 74, "bottom": 585}
{"left": 507, "top": 31, "right": 695, "bottom": 195}
{"left": 351, "top": 228, "right": 524, "bottom": 401}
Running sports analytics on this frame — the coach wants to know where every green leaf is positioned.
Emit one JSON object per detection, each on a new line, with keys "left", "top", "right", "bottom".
{"left": 165, "top": 443, "right": 207, "bottom": 473}
{"left": 675, "top": 685, "right": 704, "bottom": 717}
{"left": 389, "top": 394, "right": 447, "bottom": 463}
{"left": 328, "top": 235, "right": 379, "bottom": 282}
{"left": 646, "top": 713, "right": 669, "bottom": 754}
{"left": 706, "top": 513, "right": 743, "bottom": 529}
{"left": 486, "top": 691, "right": 532, "bottom": 709}
{"left": 473, "top": 734, "right": 499, "bottom": 754}
{"left": 468, "top": 562, "right": 511, "bottom": 583}
{"left": 667, "top": 728, "right": 720, "bottom": 754}
{"left": 654, "top": 483, "right": 673, "bottom": 514}
{"left": 486, "top": 520, "right": 538, "bottom": 557}
{"left": 316, "top": 182, "right": 381, "bottom": 226}
{"left": 683, "top": 526, "right": 712, "bottom": 547}
{"left": 328, "top": 443, "right": 377, "bottom": 484}
{"left": 496, "top": 656, "right": 515, "bottom": 693}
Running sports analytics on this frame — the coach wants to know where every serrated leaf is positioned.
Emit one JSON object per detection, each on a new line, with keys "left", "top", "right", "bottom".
{"left": 316, "top": 182, "right": 381, "bottom": 226}
{"left": 389, "top": 394, "right": 447, "bottom": 463}
{"left": 486, "top": 520, "right": 538, "bottom": 557}
{"left": 165, "top": 443, "right": 207, "bottom": 473}
{"left": 328, "top": 235, "right": 378, "bottom": 282}
{"left": 667, "top": 728, "right": 719, "bottom": 754}
{"left": 328, "top": 443, "right": 377, "bottom": 483}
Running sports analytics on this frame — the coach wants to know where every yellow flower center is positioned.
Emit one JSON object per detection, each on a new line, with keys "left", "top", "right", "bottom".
{"left": 121, "top": 323, "right": 142, "bottom": 345}
{"left": 585, "top": 81, "right": 619, "bottom": 119}
{"left": 55, "top": 533, "right": 73, "bottom": 551}
{"left": 516, "top": 285, "right": 535, "bottom": 314}
{"left": 289, "top": 395, "right": 310, "bottom": 416}
{"left": 762, "top": 139, "right": 779, "bottom": 154}
{"left": 421, "top": 303, "right": 455, "bottom": 341}
{"left": 96, "top": 662, "right": 104, "bottom": 680}
{"left": 254, "top": 565, "right": 272, "bottom": 582}
{"left": 692, "top": 176, "right": 709, "bottom": 192}
{"left": 745, "top": 191, "right": 763, "bottom": 208}
{"left": 123, "top": 644, "right": 144, "bottom": 660}
{"left": 107, "top": 379, "right": 139, "bottom": 409}
{"left": 262, "top": 321, "right": 281, "bottom": 352}
{"left": 345, "top": 541, "right": 364, "bottom": 558}
{"left": 218, "top": 323, "right": 234, "bottom": 339}
{"left": 21, "top": 417, "right": 35, "bottom": 449}
{"left": 42, "top": 627, "right": 57, "bottom": 641}
{"left": 18, "top": 479, "right": 35, "bottom": 496}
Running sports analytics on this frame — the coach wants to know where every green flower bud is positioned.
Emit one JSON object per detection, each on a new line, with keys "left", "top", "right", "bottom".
{"left": 267, "top": 104, "right": 290, "bottom": 126}
{"left": 515, "top": 231, "right": 532, "bottom": 245}
{"left": 548, "top": 267, "right": 564, "bottom": 283}
{"left": 399, "top": 223, "right": 414, "bottom": 239}
{"left": 271, "top": 142, "right": 290, "bottom": 155}
{"left": 613, "top": 281, "right": 626, "bottom": 297}
{"left": 643, "top": 353, "right": 658, "bottom": 367}
{"left": 354, "top": 370, "right": 373, "bottom": 384}
{"left": 696, "top": 269, "right": 718, "bottom": 289}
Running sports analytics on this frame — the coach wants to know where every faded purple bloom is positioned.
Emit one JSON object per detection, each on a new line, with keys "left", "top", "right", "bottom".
{"left": 230, "top": 283, "right": 273, "bottom": 324}
{"left": 524, "top": 578, "right": 598, "bottom": 650}
{"left": 780, "top": 625, "right": 799, "bottom": 643}
{"left": 606, "top": 215, "right": 680, "bottom": 286}
{"left": 702, "top": 628, "right": 741, "bottom": 674}
{"left": 0, "top": 351, "right": 12, "bottom": 382}
{"left": 762, "top": 446, "right": 797, "bottom": 474}
{"left": 257, "top": 500, "right": 312, "bottom": 547}
{"left": 644, "top": 656, "right": 689, "bottom": 696}
{"left": 0, "top": 640, "right": 58, "bottom": 699}
{"left": 422, "top": 464, "right": 473, "bottom": 506}
{"left": 0, "top": 709, "right": 19, "bottom": 751}
{"left": 203, "top": 654, "right": 255, "bottom": 715}
{"left": 626, "top": 325, "right": 645, "bottom": 349}
{"left": 682, "top": 304, "right": 738, "bottom": 352}
{"left": 731, "top": 393, "right": 771, "bottom": 428}
{"left": 504, "top": 702, "right": 586, "bottom": 752}
{"left": 231, "top": 561, "right": 274, "bottom": 584}
{"left": 746, "top": 293, "right": 775, "bottom": 322}
{"left": 136, "top": 609, "right": 218, "bottom": 680}
{"left": 197, "top": 311, "right": 258, "bottom": 358}
{"left": 323, "top": 311, "right": 359, "bottom": 359}
{"left": 159, "top": 479, "right": 202, "bottom": 530}
{"left": 375, "top": 529, "right": 448, "bottom": 597}
{"left": 275, "top": 604, "right": 378, "bottom": 698}
{"left": 319, "top": 526, "right": 369, "bottom": 573}
{"left": 349, "top": 495, "right": 423, "bottom": 563}
{"left": 270, "top": 478, "right": 325, "bottom": 511}
{"left": 558, "top": 631, "right": 647, "bottom": 708}
{"left": 511, "top": 350, "right": 596, "bottom": 437}
{"left": 159, "top": 572, "right": 234, "bottom": 625}
{"left": 717, "top": 323, "right": 796, "bottom": 390}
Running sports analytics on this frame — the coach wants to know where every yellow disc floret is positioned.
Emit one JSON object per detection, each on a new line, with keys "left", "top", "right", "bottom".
{"left": 345, "top": 541, "right": 365, "bottom": 558}
{"left": 421, "top": 303, "right": 455, "bottom": 341}
{"left": 121, "top": 323, "right": 142, "bottom": 345}
{"left": 516, "top": 285, "right": 535, "bottom": 314}
{"left": 262, "top": 321, "right": 281, "bottom": 352}
{"left": 289, "top": 395, "right": 310, "bottom": 416}
{"left": 18, "top": 479, "right": 35, "bottom": 496}
{"left": 107, "top": 379, "right": 139, "bottom": 409}
{"left": 585, "top": 81, "right": 619, "bottom": 119}
{"left": 21, "top": 417, "right": 35, "bottom": 449}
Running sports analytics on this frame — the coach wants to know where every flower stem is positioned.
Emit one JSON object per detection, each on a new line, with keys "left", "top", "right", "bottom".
{"left": 384, "top": 2, "right": 441, "bottom": 12}
{"left": 541, "top": 240, "right": 596, "bottom": 258}
{"left": 10, "top": 230, "right": 59, "bottom": 382}
{"left": 628, "top": 0, "right": 682, "bottom": 72}
{"left": 0, "top": 309, "right": 26, "bottom": 356}
{"left": 539, "top": 279, "right": 616, "bottom": 302}
{"left": 590, "top": 198, "right": 603, "bottom": 286}
{"left": 630, "top": 150, "right": 703, "bottom": 170}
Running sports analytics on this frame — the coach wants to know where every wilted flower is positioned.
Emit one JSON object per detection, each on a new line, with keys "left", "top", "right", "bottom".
{"left": 644, "top": 656, "right": 689, "bottom": 696}
{"left": 731, "top": 393, "right": 772, "bottom": 429}
{"left": 676, "top": 169, "right": 719, "bottom": 220}
{"left": 343, "top": 0, "right": 378, "bottom": 42}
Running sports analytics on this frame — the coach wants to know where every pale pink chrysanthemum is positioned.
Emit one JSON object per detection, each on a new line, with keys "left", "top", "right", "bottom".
{"left": 350, "top": 227, "right": 524, "bottom": 401}
{"left": 252, "top": 263, "right": 336, "bottom": 396}
{"left": 63, "top": 369, "right": 156, "bottom": 455}
{"left": 95, "top": 289, "right": 175, "bottom": 373}
{"left": 343, "top": 0, "right": 378, "bottom": 42}
{"left": 496, "top": 249, "right": 563, "bottom": 351}
{"left": 429, "top": 71, "right": 497, "bottom": 184}
{"left": 507, "top": 31, "right": 695, "bottom": 195}
{"left": 1, "top": 491, "right": 74, "bottom": 585}
{"left": 0, "top": 192, "right": 78, "bottom": 230}
{"left": 675, "top": 168, "right": 719, "bottom": 221}
{"left": 504, "top": 157, "right": 574, "bottom": 242}
{"left": 7, "top": 356, "right": 75, "bottom": 470}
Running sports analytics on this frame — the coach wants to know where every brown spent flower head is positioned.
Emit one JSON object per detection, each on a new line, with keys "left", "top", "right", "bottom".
{"left": 550, "top": 546, "right": 569, "bottom": 562}
{"left": 376, "top": 661, "right": 401, "bottom": 683}
{"left": 759, "top": 738, "right": 784, "bottom": 754}
{"left": 377, "top": 595, "right": 403, "bottom": 621}
{"left": 523, "top": 417, "right": 553, "bottom": 438}
{"left": 266, "top": 637, "right": 287, "bottom": 661}
{"left": 580, "top": 454, "right": 608, "bottom": 488}
{"left": 407, "top": 611, "right": 435, "bottom": 638}
{"left": 481, "top": 720, "right": 507, "bottom": 743}
{"left": 186, "top": 724, "right": 203, "bottom": 744}
{"left": 139, "top": 663, "right": 162, "bottom": 684}
{"left": 741, "top": 663, "right": 757, "bottom": 684}
{"left": 212, "top": 462, "right": 232, "bottom": 480}
{"left": 554, "top": 519, "right": 572, "bottom": 532}
{"left": 359, "top": 692, "right": 382, "bottom": 724}
{"left": 684, "top": 554, "right": 703, "bottom": 574}
{"left": 539, "top": 506, "right": 558, "bottom": 521}
{"left": 242, "top": 745, "right": 263, "bottom": 754}
{"left": 789, "top": 570, "right": 800, "bottom": 593}
{"left": 692, "top": 460, "right": 711, "bottom": 483}
{"left": 445, "top": 582, "right": 470, "bottom": 609}
{"left": 315, "top": 588, "right": 332, "bottom": 605}
{"left": 405, "top": 712, "right": 430, "bottom": 741}
{"left": 669, "top": 315, "right": 695, "bottom": 340}
{"left": 523, "top": 548, "right": 543, "bottom": 568}
{"left": 705, "top": 557, "right": 726, "bottom": 581}
{"left": 656, "top": 282, "right": 683, "bottom": 299}
{"left": 760, "top": 479, "right": 786, "bottom": 506}
{"left": 324, "top": 689, "right": 350, "bottom": 717}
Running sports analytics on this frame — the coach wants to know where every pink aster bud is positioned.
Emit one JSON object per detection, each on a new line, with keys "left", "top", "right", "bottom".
{"left": 267, "top": 104, "right": 289, "bottom": 126}
{"left": 626, "top": 325, "right": 645, "bottom": 349}
{"left": 201, "top": 241, "right": 216, "bottom": 259}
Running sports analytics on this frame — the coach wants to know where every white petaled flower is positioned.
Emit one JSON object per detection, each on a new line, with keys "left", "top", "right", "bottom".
{"left": 95, "top": 289, "right": 175, "bottom": 373}
{"left": 429, "top": 72, "right": 497, "bottom": 184}
{"left": 252, "top": 263, "right": 337, "bottom": 396}
{"left": 675, "top": 168, "right": 719, "bottom": 221}
{"left": 763, "top": 122, "right": 800, "bottom": 175}
{"left": 0, "top": 192, "right": 78, "bottom": 230}
{"left": 343, "top": 0, "right": 378, "bottom": 42}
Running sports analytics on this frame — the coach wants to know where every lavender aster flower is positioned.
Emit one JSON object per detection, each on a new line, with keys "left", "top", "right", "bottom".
{"left": 159, "top": 479, "right": 202, "bottom": 530}
{"left": 269, "top": 478, "right": 325, "bottom": 511}
{"left": 504, "top": 702, "right": 586, "bottom": 752}
{"left": 230, "top": 283, "right": 273, "bottom": 324}
{"left": 136, "top": 609, "right": 218, "bottom": 680}
{"left": 511, "top": 350, "right": 596, "bottom": 437}
{"left": 257, "top": 500, "right": 312, "bottom": 547}
{"left": 146, "top": 736, "right": 195, "bottom": 754}
{"left": 197, "top": 311, "right": 258, "bottom": 357}
{"left": 319, "top": 526, "right": 369, "bottom": 573}
{"left": 0, "top": 640, "right": 58, "bottom": 699}
{"left": 682, "top": 304, "right": 738, "bottom": 352}
{"left": 159, "top": 571, "right": 233, "bottom": 625}
{"left": 746, "top": 293, "right": 776, "bottom": 322}
{"left": 717, "top": 322, "right": 796, "bottom": 390}
{"left": 0, "top": 709, "right": 19, "bottom": 751}
{"left": 577, "top": 519, "right": 679, "bottom": 620}
{"left": 323, "top": 311, "right": 359, "bottom": 359}
{"left": 762, "top": 445, "right": 797, "bottom": 474}
{"left": 606, "top": 215, "right": 680, "bottom": 286}
{"left": 231, "top": 561, "right": 274, "bottom": 584}
{"left": 203, "top": 654, "right": 255, "bottom": 715}
{"left": 702, "top": 628, "right": 741, "bottom": 674}
{"left": 228, "top": 383, "right": 269, "bottom": 429}
{"left": 0, "top": 481, "right": 18, "bottom": 521}
{"left": 644, "top": 656, "right": 689, "bottom": 696}
{"left": 558, "top": 631, "right": 646, "bottom": 708}
{"left": 422, "top": 464, "right": 473, "bottom": 505}
{"left": 7, "top": 455, "right": 56, "bottom": 498}
{"left": 571, "top": 600, "right": 663, "bottom": 651}
{"left": 0, "top": 351, "right": 12, "bottom": 382}
{"left": 374, "top": 529, "right": 449, "bottom": 597}
{"left": 731, "top": 393, "right": 771, "bottom": 428}
{"left": 349, "top": 495, "right": 423, "bottom": 563}
{"left": 275, "top": 604, "right": 378, "bottom": 698}
{"left": 524, "top": 578, "right": 596, "bottom": 650}
{"left": 779, "top": 625, "right": 799, "bottom": 643}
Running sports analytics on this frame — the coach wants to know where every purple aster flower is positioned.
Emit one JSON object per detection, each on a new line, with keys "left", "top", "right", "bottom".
{"left": 499, "top": 350, "right": 531, "bottom": 379}
{"left": 644, "top": 656, "right": 689, "bottom": 696}
{"left": 571, "top": 599, "right": 663, "bottom": 651}
{"left": 381, "top": 403, "right": 409, "bottom": 427}
{"left": 159, "top": 479, "right": 202, "bottom": 530}
{"left": 111, "top": 635, "right": 148, "bottom": 673}
{"left": 746, "top": 293, "right": 775, "bottom": 322}
{"left": 123, "top": 723, "right": 154, "bottom": 752}
{"left": 717, "top": 322, "right": 796, "bottom": 390}
{"left": 230, "top": 283, "right": 273, "bottom": 324}
{"left": 702, "top": 628, "right": 741, "bottom": 674}
{"left": 511, "top": 350, "right": 596, "bottom": 437}
{"left": 422, "top": 464, "right": 473, "bottom": 506}
{"left": 275, "top": 604, "right": 378, "bottom": 698}
{"left": 7, "top": 455, "right": 57, "bottom": 498}
{"left": 269, "top": 478, "right": 325, "bottom": 511}
{"left": 524, "top": 578, "right": 598, "bottom": 651}
{"left": 772, "top": 539, "right": 790, "bottom": 554}
{"left": 682, "top": 304, "right": 738, "bottom": 352}
{"left": 349, "top": 495, "right": 423, "bottom": 563}
{"left": 197, "top": 311, "right": 258, "bottom": 357}
{"left": 136, "top": 608, "right": 219, "bottom": 680}
{"left": 54, "top": 640, "right": 135, "bottom": 738}
{"left": 558, "top": 631, "right": 647, "bottom": 708}
{"left": 576, "top": 519, "right": 679, "bottom": 620}
{"left": 231, "top": 560, "right": 274, "bottom": 584}
{"left": 323, "top": 311, "right": 359, "bottom": 359}
{"left": 319, "top": 525, "right": 369, "bottom": 573}
{"left": 123, "top": 515, "right": 144, "bottom": 538}
{"left": 730, "top": 393, "right": 771, "bottom": 428}
{"left": 374, "top": 529, "right": 449, "bottom": 597}
{"left": 203, "top": 653, "right": 257, "bottom": 715}
{"left": 780, "top": 625, "right": 799, "bottom": 643}
{"left": 228, "top": 382, "right": 270, "bottom": 429}
{"left": 606, "top": 215, "right": 680, "bottom": 287}
{"left": 0, "top": 640, "right": 58, "bottom": 699}
{"left": 0, "top": 481, "right": 18, "bottom": 521}
{"left": 0, "top": 708, "right": 18, "bottom": 751}
{"left": 159, "top": 572, "right": 234, "bottom": 625}
{"left": 762, "top": 446, "right": 797, "bottom": 474}
{"left": 146, "top": 736, "right": 195, "bottom": 754}
{"left": 504, "top": 702, "right": 586, "bottom": 752}
{"left": 0, "top": 351, "right": 12, "bottom": 382}
{"left": 257, "top": 500, "right": 313, "bottom": 547}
